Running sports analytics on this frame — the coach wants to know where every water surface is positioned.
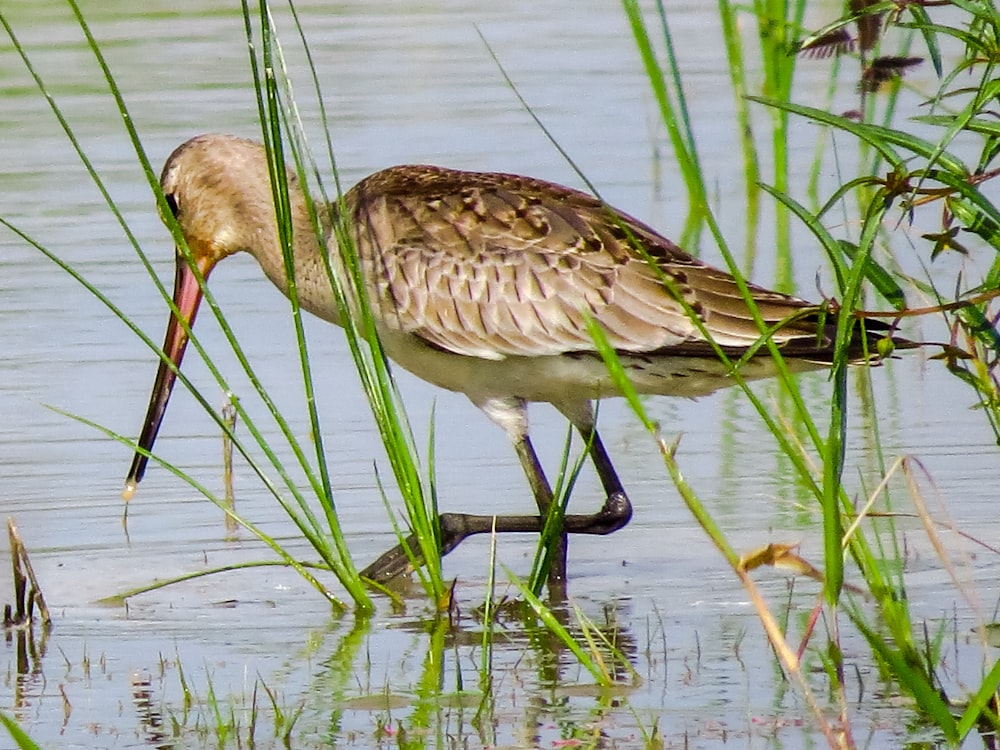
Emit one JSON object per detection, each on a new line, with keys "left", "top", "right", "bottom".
{"left": 1, "top": 1, "right": 997, "bottom": 747}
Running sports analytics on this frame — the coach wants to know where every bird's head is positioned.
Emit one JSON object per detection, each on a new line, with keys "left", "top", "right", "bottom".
{"left": 123, "top": 133, "right": 302, "bottom": 499}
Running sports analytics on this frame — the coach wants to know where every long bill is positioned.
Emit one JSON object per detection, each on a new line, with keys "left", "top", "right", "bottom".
{"left": 122, "top": 252, "right": 213, "bottom": 500}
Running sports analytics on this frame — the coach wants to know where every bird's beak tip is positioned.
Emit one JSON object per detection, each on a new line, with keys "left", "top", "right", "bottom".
{"left": 122, "top": 480, "right": 137, "bottom": 502}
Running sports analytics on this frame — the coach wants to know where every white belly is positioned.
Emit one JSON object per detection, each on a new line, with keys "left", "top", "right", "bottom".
{"left": 378, "top": 327, "right": 825, "bottom": 405}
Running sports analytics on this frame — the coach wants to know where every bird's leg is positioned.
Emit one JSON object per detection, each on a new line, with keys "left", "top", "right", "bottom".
{"left": 557, "top": 399, "right": 633, "bottom": 536}
{"left": 359, "top": 501, "right": 555, "bottom": 586}
{"left": 511, "top": 430, "right": 567, "bottom": 592}
{"left": 360, "top": 397, "right": 562, "bottom": 586}
{"left": 359, "top": 398, "right": 633, "bottom": 588}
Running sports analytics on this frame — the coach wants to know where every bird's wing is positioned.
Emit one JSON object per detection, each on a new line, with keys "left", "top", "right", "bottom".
{"left": 346, "top": 165, "right": 826, "bottom": 360}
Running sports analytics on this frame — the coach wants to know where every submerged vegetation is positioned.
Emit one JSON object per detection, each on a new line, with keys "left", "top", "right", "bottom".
{"left": 1, "top": 0, "right": 1000, "bottom": 747}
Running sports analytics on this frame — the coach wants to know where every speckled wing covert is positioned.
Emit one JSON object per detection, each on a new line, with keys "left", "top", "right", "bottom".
{"left": 348, "top": 165, "right": 829, "bottom": 361}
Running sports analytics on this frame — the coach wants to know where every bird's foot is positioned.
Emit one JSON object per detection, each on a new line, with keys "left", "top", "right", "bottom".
{"left": 563, "top": 491, "right": 632, "bottom": 535}
{"left": 359, "top": 512, "right": 489, "bottom": 585}
{"left": 360, "top": 494, "right": 632, "bottom": 586}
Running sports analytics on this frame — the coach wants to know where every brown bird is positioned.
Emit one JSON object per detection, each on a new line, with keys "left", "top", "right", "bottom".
{"left": 124, "top": 134, "right": 897, "bottom": 587}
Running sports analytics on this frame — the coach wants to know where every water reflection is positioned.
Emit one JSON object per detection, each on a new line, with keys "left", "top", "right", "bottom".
{"left": 283, "top": 598, "right": 643, "bottom": 748}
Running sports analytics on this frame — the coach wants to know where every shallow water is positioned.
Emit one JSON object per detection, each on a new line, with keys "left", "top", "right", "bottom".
{"left": 1, "top": 1, "right": 998, "bottom": 748}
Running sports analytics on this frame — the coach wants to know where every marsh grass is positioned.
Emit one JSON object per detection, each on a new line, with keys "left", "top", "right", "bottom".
{"left": 625, "top": 0, "right": 807, "bottom": 280}
{"left": 245, "top": 1, "right": 449, "bottom": 602}
{"left": 524, "top": 428, "right": 591, "bottom": 596}
{"left": 0, "top": 713, "right": 39, "bottom": 750}
{"left": 1, "top": 1, "right": 364, "bottom": 610}
{"left": 512, "top": 572, "right": 636, "bottom": 689}
{"left": 139, "top": 661, "right": 305, "bottom": 748}
{"left": 0, "top": 0, "right": 460, "bottom": 612}
{"left": 623, "top": 1, "right": 861, "bottom": 602}
{"left": 237, "top": 0, "right": 450, "bottom": 605}
{"left": 617, "top": 0, "right": 1000, "bottom": 744}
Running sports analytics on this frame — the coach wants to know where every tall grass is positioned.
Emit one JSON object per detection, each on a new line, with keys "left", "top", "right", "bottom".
{"left": 2, "top": 1, "right": 370, "bottom": 610}
{"left": 0, "top": 713, "right": 40, "bottom": 750}
{"left": 244, "top": 3, "right": 448, "bottom": 602}
{"left": 239, "top": 0, "right": 449, "bottom": 603}
{"left": 624, "top": 1, "right": 855, "bottom": 600}
{"left": 615, "top": 0, "right": 1000, "bottom": 744}
{"left": 0, "top": 0, "right": 457, "bottom": 613}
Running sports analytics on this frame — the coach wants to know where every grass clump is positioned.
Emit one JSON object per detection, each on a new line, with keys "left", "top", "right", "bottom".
{"left": 614, "top": 0, "right": 1000, "bottom": 745}
{"left": 1, "top": 0, "right": 452, "bottom": 614}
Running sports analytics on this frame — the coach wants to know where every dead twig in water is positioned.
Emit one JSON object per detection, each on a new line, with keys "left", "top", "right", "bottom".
{"left": 222, "top": 397, "right": 239, "bottom": 538}
{"left": 4, "top": 517, "right": 50, "bottom": 628}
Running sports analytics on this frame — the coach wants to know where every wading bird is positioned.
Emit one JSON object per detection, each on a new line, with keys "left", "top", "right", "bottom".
{"left": 124, "top": 134, "right": 899, "bottom": 588}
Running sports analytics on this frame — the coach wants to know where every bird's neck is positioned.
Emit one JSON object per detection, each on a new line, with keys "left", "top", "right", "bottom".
{"left": 248, "top": 196, "right": 346, "bottom": 327}
{"left": 249, "top": 199, "right": 340, "bottom": 325}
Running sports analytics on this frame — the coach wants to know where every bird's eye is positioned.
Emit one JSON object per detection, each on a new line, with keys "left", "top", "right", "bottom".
{"left": 164, "top": 193, "right": 180, "bottom": 218}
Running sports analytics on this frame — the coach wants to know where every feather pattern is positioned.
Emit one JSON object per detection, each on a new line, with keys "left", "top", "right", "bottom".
{"left": 348, "top": 165, "right": 831, "bottom": 361}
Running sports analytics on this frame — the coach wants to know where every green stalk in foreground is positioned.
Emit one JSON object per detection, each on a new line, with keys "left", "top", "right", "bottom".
{"left": 4, "top": 0, "right": 452, "bottom": 609}
{"left": 248, "top": 0, "right": 446, "bottom": 602}
{"left": 622, "top": 0, "right": 709, "bottom": 249}
{"left": 241, "top": 3, "right": 373, "bottom": 608}
{"left": 0, "top": 713, "right": 40, "bottom": 750}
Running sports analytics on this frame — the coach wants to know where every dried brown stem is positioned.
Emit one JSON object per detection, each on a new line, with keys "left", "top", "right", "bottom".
{"left": 5, "top": 518, "right": 50, "bottom": 627}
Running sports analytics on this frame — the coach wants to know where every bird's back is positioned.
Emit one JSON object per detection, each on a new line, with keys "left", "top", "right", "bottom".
{"left": 340, "top": 165, "right": 885, "bottom": 371}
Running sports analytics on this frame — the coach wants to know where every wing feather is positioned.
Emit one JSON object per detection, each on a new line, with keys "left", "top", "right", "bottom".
{"left": 347, "top": 166, "right": 823, "bottom": 360}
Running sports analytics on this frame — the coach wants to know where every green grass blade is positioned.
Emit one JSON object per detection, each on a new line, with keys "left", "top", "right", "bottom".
{"left": 750, "top": 96, "right": 968, "bottom": 173}
{"left": 101, "top": 559, "right": 333, "bottom": 604}
{"left": 54, "top": 405, "right": 347, "bottom": 608}
{"left": 851, "top": 614, "right": 959, "bottom": 743}
{"left": 0, "top": 713, "right": 41, "bottom": 750}
{"left": 18, "top": 0, "right": 368, "bottom": 601}
{"left": 621, "top": 0, "right": 708, "bottom": 243}
{"left": 241, "top": 0, "right": 371, "bottom": 609}
{"left": 242, "top": 1, "right": 445, "bottom": 601}
{"left": 956, "top": 655, "right": 1000, "bottom": 738}
{"left": 508, "top": 571, "right": 614, "bottom": 686}
{"left": 527, "top": 426, "right": 588, "bottom": 595}
{"left": 760, "top": 182, "right": 907, "bottom": 309}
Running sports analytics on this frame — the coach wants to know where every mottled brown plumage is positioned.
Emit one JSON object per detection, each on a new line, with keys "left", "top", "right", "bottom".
{"left": 126, "top": 134, "right": 895, "bottom": 588}
{"left": 351, "top": 164, "right": 833, "bottom": 360}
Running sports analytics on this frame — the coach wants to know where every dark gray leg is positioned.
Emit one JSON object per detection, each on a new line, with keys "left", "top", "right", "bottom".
{"left": 359, "top": 398, "right": 632, "bottom": 586}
